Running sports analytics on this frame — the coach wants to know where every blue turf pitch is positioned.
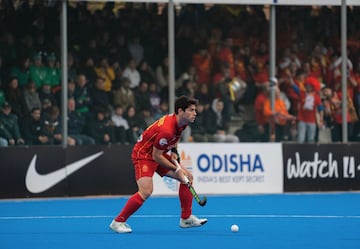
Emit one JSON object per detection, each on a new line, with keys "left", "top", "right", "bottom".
{"left": 0, "top": 193, "right": 359, "bottom": 249}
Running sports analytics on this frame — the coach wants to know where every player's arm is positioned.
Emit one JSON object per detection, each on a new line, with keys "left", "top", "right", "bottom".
{"left": 171, "top": 146, "right": 180, "bottom": 162}
{"left": 170, "top": 146, "right": 193, "bottom": 182}
{"left": 152, "top": 146, "right": 179, "bottom": 172}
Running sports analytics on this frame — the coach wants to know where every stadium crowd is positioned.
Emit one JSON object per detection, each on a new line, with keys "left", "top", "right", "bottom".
{"left": 0, "top": 1, "right": 360, "bottom": 146}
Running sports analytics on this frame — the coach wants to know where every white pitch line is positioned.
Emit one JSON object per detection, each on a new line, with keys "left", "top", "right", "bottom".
{"left": 1, "top": 214, "right": 360, "bottom": 220}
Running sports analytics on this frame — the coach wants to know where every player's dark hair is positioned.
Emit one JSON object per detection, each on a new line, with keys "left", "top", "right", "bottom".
{"left": 174, "top": 95, "right": 198, "bottom": 114}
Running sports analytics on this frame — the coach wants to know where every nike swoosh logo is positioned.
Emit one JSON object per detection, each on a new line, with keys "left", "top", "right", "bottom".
{"left": 25, "top": 151, "right": 104, "bottom": 194}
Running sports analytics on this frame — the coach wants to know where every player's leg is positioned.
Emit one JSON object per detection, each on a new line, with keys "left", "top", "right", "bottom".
{"left": 114, "top": 177, "right": 152, "bottom": 221}
{"left": 110, "top": 160, "right": 156, "bottom": 233}
{"left": 164, "top": 170, "right": 207, "bottom": 228}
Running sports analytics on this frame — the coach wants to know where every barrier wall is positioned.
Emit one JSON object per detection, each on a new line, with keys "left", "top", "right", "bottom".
{"left": 153, "top": 143, "right": 283, "bottom": 195}
{"left": 0, "top": 145, "right": 137, "bottom": 198}
{"left": 1, "top": 143, "right": 360, "bottom": 199}
{"left": 283, "top": 143, "right": 360, "bottom": 192}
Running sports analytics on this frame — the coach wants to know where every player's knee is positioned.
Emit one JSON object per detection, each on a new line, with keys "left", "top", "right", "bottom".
{"left": 139, "top": 188, "right": 153, "bottom": 199}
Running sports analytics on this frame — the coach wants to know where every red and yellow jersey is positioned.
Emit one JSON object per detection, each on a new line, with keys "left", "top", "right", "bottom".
{"left": 131, "top": 114, "right": 186, "bottom": 161}
{"left": 297, "top": 92, "right": 322, "bottom": 123}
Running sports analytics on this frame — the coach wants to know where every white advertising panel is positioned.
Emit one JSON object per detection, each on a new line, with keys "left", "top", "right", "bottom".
{"left": 152, "top": 143, "right": 283, "bottom": 195}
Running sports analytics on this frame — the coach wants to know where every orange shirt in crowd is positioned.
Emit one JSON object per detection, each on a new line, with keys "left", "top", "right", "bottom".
{"left": 263, "top": 98, "right": 291, "bottom": 125}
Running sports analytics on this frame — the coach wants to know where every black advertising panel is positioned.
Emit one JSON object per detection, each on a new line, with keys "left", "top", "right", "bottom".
{"left": 0, "top": 146, "right": 67, "bottom": 198}
{"left": 65, "top": 145, "right": 136, "bottom": 196}
{"left": 0, "top": 145, "right": 137, "bottom": 199}
{"left": 283, "top": 143, "right": 360, "bottom": 192}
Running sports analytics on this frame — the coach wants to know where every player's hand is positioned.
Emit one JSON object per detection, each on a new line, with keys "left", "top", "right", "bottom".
{"left": 170, "top": 152, "right": 179, "bottom": 162}
{"left": 182, "top": 167, "right": 194, "bottom": 183}
{"left": 177, "top": 169, "right": 189, "bottom": 184}
{"left": 173, "top": 159, "right": 193, "bottom": 184}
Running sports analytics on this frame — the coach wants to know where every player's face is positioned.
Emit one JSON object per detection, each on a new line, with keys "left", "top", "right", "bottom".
{"left": 183, "top": 104, "right": 197, "bottom": 123}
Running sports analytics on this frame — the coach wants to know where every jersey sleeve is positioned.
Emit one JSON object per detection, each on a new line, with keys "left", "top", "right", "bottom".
{"left": 153, "top": 130, "right": 173, "bottom": 151}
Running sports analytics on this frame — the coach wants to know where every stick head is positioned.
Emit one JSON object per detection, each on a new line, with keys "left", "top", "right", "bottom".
{"left": 199, "top": 197, "right": 207, "bottom": 206}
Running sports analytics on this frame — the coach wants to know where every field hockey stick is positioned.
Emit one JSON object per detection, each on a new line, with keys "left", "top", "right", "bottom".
{"left": 172, "top": 159, "right": 207, "bottom": 207}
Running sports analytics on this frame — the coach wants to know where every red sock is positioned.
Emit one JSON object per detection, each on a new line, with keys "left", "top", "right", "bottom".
{"left": 115, "top": 192, "right": 145, "bottom": 222}
{"left": 179, "top": 183, "right": 193, "bottom": 219}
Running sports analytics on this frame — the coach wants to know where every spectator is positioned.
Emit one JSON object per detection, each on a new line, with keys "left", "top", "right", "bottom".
{"left": 192, "top": 46, "right": 213, "bottom": 85}
{"left": 234, "top": 45, "right": 251, "bottom": 84}
{"left": 42, "top": 105, "right": 76, "bottom": 146}
{"left": 78, "top": 57, "right": 98, "bottom": 86}
{"left": 10, "top": 55, "right": 31, "bottom": 88}
{"left": 122, "top": 58, "right": 141, "bottom": 90}
{"left": 215, "top": 37, "right": 235, "bottom": 78}
{"left": 296, "top": 77, "right": 324, "bottom": 143}
{"left": 86, "top": 108, "right": 115, "bottom": 145}
{"left": 90, "top": 76, "right": 111, "bottom": 112}
{"left": 176, "top": 65, "right": 198, "bottom": 90}
{"left": 155, "top": 56, "right": 169, "bottom": 92}
{"left": 29, "top": 52, "right": 46, "bottom": 89}
{"left": 94, "top": 56, "right": 115, "bottom": 92}
{"left": 216, "top": 77, "right": 238, "bottom": 121}
{"left": 112, "top": 77, "right": 135, "bottom": 111}
{"left": 68, "top": 78, "right": 77, "bottom": 99}
{"left": 111, "top": 104, "right": 130, "bottom": 144}
{"left": 194, "top": 83, "right": 213, "bottom": 107}
{"left": 138, "top": 107, "right": 155, "bottom": 128}
{"left": 251, "top": 42, "right": 270, "bottom": 88}
{"left": 0, "top": 101, "right": 25, "bottom": 145}
{"left": 175, "top": 79, "right": 196, "bottom": 98}
{"left": 21, "top": 107, "right": 49, "bottom": 145}
{"left": 53, "top": 77, "right": 76, "bottom": 105}
{"left": 44, "top": 52, "right": 61, "bottom": 90}
{"left": 153, "top": 99, "right": 169, "bottom": 120}
{"left": 138, "top": 59, "right": 155, "bottom": 85}
{"left": 213, "top": 61, "right": 231, "bottom": 86}
{"left": 124, "top": 105, "right": 146, "bottom": 144}
{"left": 67, "top": 98, "right": 95, "bottom": 145}
{"left": 204, "top": 98, "right": 239, "bottom": 143}
{"left": 323, "top": 87, "right": 358, "bottom": 142}
{"left": 4, "top": 76, "right": 25, "bottom": 118}
{"left": 41, "top": 98, "right": 53, "bottom": 117}
{"left": 263, "top": 87, "right": 296, "bottom": 142}
{"left": 189, "top": 102, "right": 210, "bottom": 142}
{"left": 282, "top": 69, "right": 307, "bottom": 116}
{"left": 111, "top": 67, "right": 124, "bottom": 90}
{"left": 22, "top": 80, "right": 42, "bottom": 115}
{"left": 74, "top": 73, "right": 92, "bottom": 118}
{"left": 39, "top": 82, "right": 57, "bottom": 107}
{"left": 148, "top": 82, "right": 161, "bottom": 114}
{"left": 134, "top": 81, "right": 151, "bottom": 113}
